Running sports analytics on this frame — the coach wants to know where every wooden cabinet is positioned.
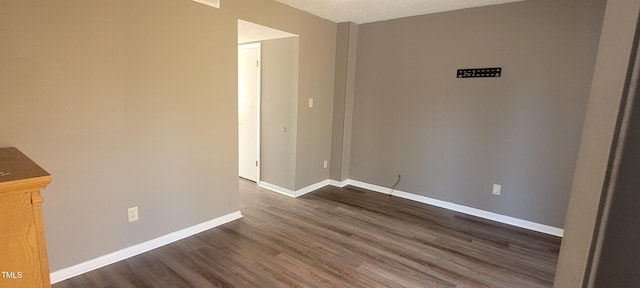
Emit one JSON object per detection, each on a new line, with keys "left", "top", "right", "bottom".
{"left": 0, "top": 148, "right": 52, "bottom": 288}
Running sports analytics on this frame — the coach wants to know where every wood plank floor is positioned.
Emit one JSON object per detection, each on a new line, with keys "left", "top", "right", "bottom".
{"left": 53, "top": 179, "right": 561, "bottom": 287}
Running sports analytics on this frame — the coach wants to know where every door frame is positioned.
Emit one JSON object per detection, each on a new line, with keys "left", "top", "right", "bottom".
{"left": 238, "top": 42, "right": 262, "bottom": 183}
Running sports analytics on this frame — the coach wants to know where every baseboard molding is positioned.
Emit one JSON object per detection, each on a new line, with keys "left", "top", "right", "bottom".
{"left": 50, "top": 211, "right": 243, "bottom": 284}
{"left": 259, "top": 180, "right": 331, "bottom": 198}
{"left": 258, "top": 181, "right": 297, "bottom": 197}
{"left": 296, "top": 180, "right": 331, "bottom": 197}
{"left": 260, "top": 178, "right": 562, "bottom": 236}
{"left": 328, "top": 179, "right": 349, "bottom": 188}
{"left": 339, "top": 179, "right": 564, "bottom": 237}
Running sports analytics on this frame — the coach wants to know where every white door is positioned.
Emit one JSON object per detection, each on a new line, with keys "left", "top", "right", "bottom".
{"left": 238, "top": 43, "right": 260, "bottom": 182}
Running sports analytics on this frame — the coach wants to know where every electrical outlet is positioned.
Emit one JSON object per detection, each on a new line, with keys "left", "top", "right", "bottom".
{"left": 323, "top": 160, "right": 328, "bottom": 169}
{"left": 308, "top": 98, "right": 314, "bottom": 108}
{"left": 492, "top": 184, "right": 501, "bottom": 196}
{"left": 128, "top": 207, "right": 139, "bottom": 222}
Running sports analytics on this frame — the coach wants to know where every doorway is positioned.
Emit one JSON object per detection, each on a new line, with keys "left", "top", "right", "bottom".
{"left": 238, "top": 43, "right": 261, "bottom": 182}
{"left": 238, "top": 19, "right": 299, "bottom": 191}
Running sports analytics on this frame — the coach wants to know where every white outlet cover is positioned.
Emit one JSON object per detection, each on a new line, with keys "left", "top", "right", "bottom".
{"left": 492, "top": 184, "right": 501, "bottom": 195}
{"left": 128, "top": 207, "right": 139, "bottom": 222}
{"left": 308, "top": 98, "right": 314, "bottom": 108}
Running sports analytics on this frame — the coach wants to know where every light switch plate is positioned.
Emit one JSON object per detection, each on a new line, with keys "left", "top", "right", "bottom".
{"left": 308, "top": 98, "right": 314, "bottom": 108}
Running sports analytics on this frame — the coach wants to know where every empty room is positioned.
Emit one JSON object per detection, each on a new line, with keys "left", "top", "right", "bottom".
{"left": 1, "top": 0, "right": 639, "bottom": 287}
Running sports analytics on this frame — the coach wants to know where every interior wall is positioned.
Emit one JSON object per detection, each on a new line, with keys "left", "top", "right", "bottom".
{"left": 555, "top": 0, "right": 640, "bottom": 286}
{"left": 330, "top": 22, "right": 359, "bottom": 182}
{"left": 341, "top": 23, "right": 358, "bottom": 182}
{"left": 0, "top": 0, "right": 336, "bottom": 272}
{"left": 227, "top": 0, "right": 337, "bottom": 191}
{"left": 592, "top": 40, "right": 640, "bottom": 286}
{"left": 260, "top": 37, "right": 299, "bottom": 190}
{"left": 330, "top": 23, "right": 349, "bottom": 181}
{"left": 349, "top": 0, "right": 606, "bottom": 228}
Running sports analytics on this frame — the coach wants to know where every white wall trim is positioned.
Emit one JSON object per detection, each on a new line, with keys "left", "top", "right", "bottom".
{"left": 50, "top": 211, "right": 243, "bottom": 284}
{"left": 295, "top": 180, "right": 331, "bottom": 197}
{"left": 328, "top": 179, "right": 349, "bottom": 188}
{"left": 338, "top": 179, "right": 564, "bottom": 237}
{"left": 259, "top": 180, "right": 331, "bottom": 197}
{"left": 259, "top": 181, "right": 297, "bottom": 197}
{"left": 261, "top": 178, "right": 563, "bottom": 236}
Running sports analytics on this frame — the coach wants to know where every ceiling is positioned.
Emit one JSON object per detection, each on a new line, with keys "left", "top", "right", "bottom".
{"left": 274, "top": 0, "right": 524, "bottom": 24}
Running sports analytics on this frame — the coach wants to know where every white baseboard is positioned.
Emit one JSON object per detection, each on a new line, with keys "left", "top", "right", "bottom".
{"left": 259, "top": 180, "right": 331, "bottom": 198}
{"left": 258, "top": 181, "right": 297, "bottom": 197}
{"left": 50, "top": 211, "right": 243, "bottom": 284}
{"left": 260, "top": 178, "right": 562, "bottom": 236}
{"left": 339, "top": 179, "right": 564, "bottom": 237}
{"left": 296, "top": 180, "right": 331, "bottom": 196}
{"left": 328, "top": 179, "right": 349, "bottom": 188}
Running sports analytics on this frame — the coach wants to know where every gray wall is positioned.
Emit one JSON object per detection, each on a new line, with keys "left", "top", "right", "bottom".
{"left": 592, "top": 42, "right": 640, "bottom": 286}
{"left": 0, "top": 0, "right": 336, "bottom": 272}
{"left": 230, "top": 2, "right": 336, "bottom": 192}
{"left": 349, "top": 0, "right": 606, "bottom": 228}
{"left": 330, "top": 22, "right": 358, "bottom": 181}
{"left": 555, "top": 0, "right": 640, "bottom": 286}
{"left": 230, "top": 0, "right": 337, "bottom": 191}
{"left": 261, "top": 37, "right": 299, "bottom": 190}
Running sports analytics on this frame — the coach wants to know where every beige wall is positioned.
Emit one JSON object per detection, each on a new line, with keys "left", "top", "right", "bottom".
{"left": 0, "top": 0, "right": 336, "bottom": 272}
{"left": 555, "top": 0, "right": 640, "bottom": 286}
{"left": 260, "top": 37, "right": 299, "bottom": 190}
{"left": 349, "top": 0, "right": 606, "bottom": 228}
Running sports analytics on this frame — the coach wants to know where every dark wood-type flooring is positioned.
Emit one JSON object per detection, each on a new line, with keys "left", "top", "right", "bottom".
{"left": 53, "top": 179, "right": 561, "bottom": 287}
